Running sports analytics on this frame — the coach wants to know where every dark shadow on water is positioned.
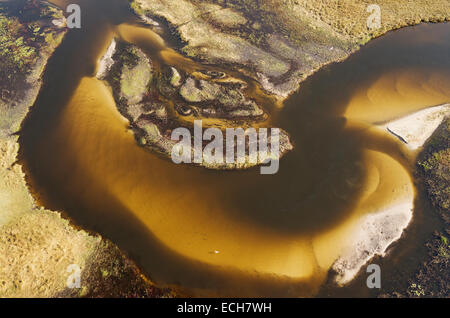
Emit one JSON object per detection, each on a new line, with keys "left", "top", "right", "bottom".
{"left": 227, "top": 22, "right": 450, "bottom": 235}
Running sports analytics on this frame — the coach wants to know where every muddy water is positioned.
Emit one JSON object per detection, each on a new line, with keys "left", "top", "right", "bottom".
{"left": 19, "top": 0, "right": 450, "bottom": 297}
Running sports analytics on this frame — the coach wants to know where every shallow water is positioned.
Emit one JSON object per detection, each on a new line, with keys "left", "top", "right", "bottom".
{"left": 19, "top": 1, "right": 450, "bottom": 296}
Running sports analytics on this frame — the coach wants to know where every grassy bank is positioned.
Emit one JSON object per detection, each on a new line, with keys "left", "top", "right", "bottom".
{"left": 131, "top": 0, "right": 450, "bottom": 98}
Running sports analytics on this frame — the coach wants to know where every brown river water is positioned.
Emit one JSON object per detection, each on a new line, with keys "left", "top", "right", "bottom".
{"left": 19, "top": 0, "right": 450, "bottom": 296}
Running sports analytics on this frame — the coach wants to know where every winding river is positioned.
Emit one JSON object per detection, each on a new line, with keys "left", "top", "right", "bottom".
{"left": 19, "top": 0, "right": 450, "bottom": 296}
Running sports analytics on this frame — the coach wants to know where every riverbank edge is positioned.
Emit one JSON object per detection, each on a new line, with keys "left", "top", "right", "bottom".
{"left": 0, "top": 0, "right": 447, "bottom": 297}
{"left": 0, "top": 2, "right": 174, "bottom": 298}
{"left": 380, "top": 118, "right": 449, "bottom": 298}
{"left": 130, "top": 0, "right": 450, "bottom": 100}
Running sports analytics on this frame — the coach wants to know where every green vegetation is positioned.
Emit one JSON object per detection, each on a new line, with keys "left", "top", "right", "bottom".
{"left": 104, "top": 43, "right": 153, "bottom": 106}
{"left": 0, "top": 3, "right": 64, "bottom": 90}
{"left": 130, "top": 1, "right": 146, "bottom": 16}
{"left": 408, "top": 283, "right": 425, "bottom": 297}
{"left": 211, "top": 0, "right": 348, "bottom": 48}
{"left": 381, "top": 119, "right": 449, "bottom": 298}
{"left": 394, "top": 117, "right": 450, "bottom": 298}
{"left": 169, "top": 67, "right": 181, "bottom": 87}
{"left": 418, "top": 118, "right": 450, "bottom": 212}
{"left": 438, "top": 236, "right": 449, "bottom": 259}
{"left": 0, "top": 13, "right": 37, "bottom": 73}
{"left": 121, "top": 56, "right": 152, "bottom": 104}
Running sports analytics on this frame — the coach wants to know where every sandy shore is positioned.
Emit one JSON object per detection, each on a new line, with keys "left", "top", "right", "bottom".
{"left": 381, "top": 104, "right": 450, "bottom": 151}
